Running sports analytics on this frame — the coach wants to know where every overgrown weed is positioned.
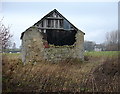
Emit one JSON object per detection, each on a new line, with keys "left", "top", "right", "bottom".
{"left": 2, "top": 51, "right": 119, "bottom": 92}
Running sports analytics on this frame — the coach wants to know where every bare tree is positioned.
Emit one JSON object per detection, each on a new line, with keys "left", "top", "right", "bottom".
{"left": 105, "top": 30, "right": 118, "bottom": 51}
{"left": 84, "top": 41, "right": 96, "bottom": 51}
{"left": 0, "top": 19, "right": 13, "bottom": 52}
{"left": 12, "top": 42, "right": 16, "bottom": 50}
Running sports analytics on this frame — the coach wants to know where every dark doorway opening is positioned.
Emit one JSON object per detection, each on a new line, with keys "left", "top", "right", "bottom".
{"left": 46, "top": 30, "right": 77, "bottom": 46}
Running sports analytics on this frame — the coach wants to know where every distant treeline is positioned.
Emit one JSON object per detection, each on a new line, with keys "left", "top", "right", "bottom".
{"left": 2, "top": 49, "right": 21, "bottom": 53}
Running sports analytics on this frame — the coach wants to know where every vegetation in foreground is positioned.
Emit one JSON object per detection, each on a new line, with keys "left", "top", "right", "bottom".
{"left": 2, "top": 51, "right": 119, "bottom": 92}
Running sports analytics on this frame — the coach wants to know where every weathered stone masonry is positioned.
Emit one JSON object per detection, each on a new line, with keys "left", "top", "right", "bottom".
{"left": 21, "top": 9, "right": 85, "bottom": 64}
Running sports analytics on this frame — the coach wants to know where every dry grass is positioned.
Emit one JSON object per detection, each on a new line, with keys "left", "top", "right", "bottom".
{"left": 2, "top": 51, "right": 119, "bottom": 93}
{"left": 84, "top": 56, "right": 119, "bottom": 92}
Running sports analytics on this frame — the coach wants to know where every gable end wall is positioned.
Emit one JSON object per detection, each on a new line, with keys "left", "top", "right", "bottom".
{"left": 21, "top": 27, "right": 84, "bottom": 63}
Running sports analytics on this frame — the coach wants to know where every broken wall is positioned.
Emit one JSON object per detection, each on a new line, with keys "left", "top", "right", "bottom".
{"left": 21, "top": 27, "right": 44, "bottom": 63}
{"left": 43, "top": 30, "right": 84, "bottom": 61}
{"left": 21, "top": 27, "right": 84, "bottom": 63}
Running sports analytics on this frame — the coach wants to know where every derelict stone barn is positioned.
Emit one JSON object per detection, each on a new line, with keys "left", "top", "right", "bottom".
{"left": 20, "top": 9, "right": 85, "bottom": 63}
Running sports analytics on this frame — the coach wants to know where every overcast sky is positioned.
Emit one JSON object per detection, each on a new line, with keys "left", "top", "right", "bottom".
{"left": 0, "top": 2, "right": 118, "bottom": 48}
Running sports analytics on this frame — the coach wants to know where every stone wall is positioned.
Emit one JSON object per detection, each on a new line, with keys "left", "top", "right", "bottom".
{"left": 21, "top": 27, "right": 44, "bottom": 63}
{"left": 43, "top": 30, "right": 84, "bottom": 61}
{"left": 21, "top": 27, "right": 84, "bottom": 64}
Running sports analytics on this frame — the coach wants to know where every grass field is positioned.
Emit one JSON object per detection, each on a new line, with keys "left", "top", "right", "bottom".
{"left": 2, "top": 51, "right": 119, "bottom": 92}
{"left": 84, "top": 51, "right": 119, "bottom": 57}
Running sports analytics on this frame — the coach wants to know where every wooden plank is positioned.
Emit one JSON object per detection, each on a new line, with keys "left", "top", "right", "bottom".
{"left": 46, "top": 17, "right": 63, "bottom": 20}
{"left": 38, "top": 27, "right": 64, "bottom": 30}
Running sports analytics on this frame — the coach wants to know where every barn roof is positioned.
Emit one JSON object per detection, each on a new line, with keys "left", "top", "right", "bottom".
{"left": 20, "top": 9, "right": 85, "bottom": 39}
{"left": 34, "top": 9, "right": 85, "bottom": 34}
